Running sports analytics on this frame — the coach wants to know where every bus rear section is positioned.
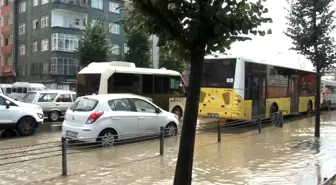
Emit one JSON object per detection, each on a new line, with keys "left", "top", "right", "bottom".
{"left": 198, "top": 58, "right": 247, "bottom": 120}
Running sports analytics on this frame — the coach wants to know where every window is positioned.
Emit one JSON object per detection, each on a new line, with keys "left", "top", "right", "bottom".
{"left": 69, "top": 98, "right": 98, "bottom": 111}
{"left": 19, "top": 2, "right": 26, "bottom": 13}
{"left": 23, "top": 88, "right": 27, "bottom": 94}
{"left": 38, "top": 93, "right": 57, "bottom": 102}
{"left": 142, "top": 74, "right": 153, "bottom": 94}
{"left": 33, "top": 19, "right": 38, "bottom": 29}
{"left": 18, "top": 87, "right": 22, "bottom": 93}
{"left": 0, "top": 96, "right": 5, "bottom": 105}
{"left": 107, "top": 73, "right": 141, "bottom": 94}
{"left": 91, "top": 0, "right": 103, "bottom": 9}
{"left": 109, "top": 23, "right": 120, "bottom": 34}
{"left": 111, "top": 44, "right": 120, "bottom": 55}
{"left": 109, "top": 2, "right": 120, "bottom": 13}
{"left": 22, "top": 92, "right": 37, "bottom": 103}
{"left": 19, "top": 23, "right": 25, "bottom": 34}
{"left": 33, "top": 41, "right": 38, "bottom": 52}
{"left": 51, "top": 33, "right": 80, "bottom": 52}
{"left": 56, "top": 94, "right": 72, "bottom": 102}
{"left": 41, "top": 16, "right": 49, "bottom": 28}
{"left": 41, "top": 39, "right": 49, "bottom": 51}
{"left": 33, "top": 0, "right": 38, "bottom": 6}
{"left": 124, "top": 43, "right": 129, "bottom": 53}
{"left": 19, "top": 45, "right": 25, "bottom": 55}
{"left": 169, "top": 76, "right": 185, "bottom": 94}
{"left": 153, "top": 75, "right": 170, "bottom": 94}
{"left": 202, "top": 58, "right": 236, "bottom": 88}
{"left": 41, "top": 0, "right": 49, "bottom": 5}
{"left": 108, "top": 99, "right": 133, "bottom": 111}
{"left": 133, "top": 99, "right": 156, "bottom": 113}
{"left": 50, "top": 57, "right": 78, "bottom": 75}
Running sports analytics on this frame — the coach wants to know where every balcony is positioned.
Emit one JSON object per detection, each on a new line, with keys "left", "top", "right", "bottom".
{"left": 52, "top": 0, "right": 88, "bottom": 13}
{"left": 51, "top": 9, "right": 87, "bottom": 30}
{"left": 0, "top": 24, "right": 12, "bottom": 35}
{"left": 1, "top": 3, "right": 12, "bottom": 15}
{"left": 1, "top": 65, "right": 13, "bottom": 76}
{"left": 1, "top": 44, "right": 12, "bottom": 55}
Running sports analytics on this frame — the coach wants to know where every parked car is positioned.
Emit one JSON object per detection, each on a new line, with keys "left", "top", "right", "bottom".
{"left": 62, "top": 94, "right": 179, "bottom": 147}
{"left": 21, "top": 90, "right": 77, "bottom": 121}
{"left": 0, "top": 94, "right": 44, "bottom": 136}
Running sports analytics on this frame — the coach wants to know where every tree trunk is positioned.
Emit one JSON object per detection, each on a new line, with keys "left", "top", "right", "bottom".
{"left": 173, "top": 48, "right": 205, "bottom": 185}
{"left": 315, "top": 70, "right": 321, "bottom": 138}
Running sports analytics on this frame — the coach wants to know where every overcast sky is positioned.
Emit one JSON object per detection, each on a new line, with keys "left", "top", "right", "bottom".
{"left": 228, "top": 0, "right": 335, "bottom": 72}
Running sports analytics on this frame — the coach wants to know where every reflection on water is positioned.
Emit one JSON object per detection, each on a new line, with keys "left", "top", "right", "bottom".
{"left": 0, "top": 113, "right": 336, "bottom": 184}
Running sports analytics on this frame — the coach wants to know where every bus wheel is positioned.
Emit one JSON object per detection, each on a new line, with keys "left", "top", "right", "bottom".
{"left": 307, "top": 101, "right": 313, "bottom": 116}
{"left": 172, "top": 106, "right": 182, "bottom": 120}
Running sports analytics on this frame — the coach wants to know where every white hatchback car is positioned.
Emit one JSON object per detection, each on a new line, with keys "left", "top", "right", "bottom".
{"left": 62, "top": 94, "right": 179, "bottom": 146}
{"left": 0, "top": 94, "right": 44, "bottom": 136}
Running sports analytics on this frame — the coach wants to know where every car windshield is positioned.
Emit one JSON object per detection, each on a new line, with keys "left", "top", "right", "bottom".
{"left": 69, "top": 98, "right": 98, "bottom": 111}
{"left": 22, "top": 92, "right": 37, "bottom": 103}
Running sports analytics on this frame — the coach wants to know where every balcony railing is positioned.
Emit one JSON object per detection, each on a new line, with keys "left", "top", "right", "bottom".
{"left": 1, "top": 3, "right": 12, "bottom": 15}
{"left": 1, "top": 64, "right": 13, "bottom": 76}
{"left": 1, "top": 44, "right": 12, "bottom": 55}
{"left": 52, "top": 0, "right": 88, "bottom": 8}
{"left": 0, "top": 24, "right": 12, "bottom": 35}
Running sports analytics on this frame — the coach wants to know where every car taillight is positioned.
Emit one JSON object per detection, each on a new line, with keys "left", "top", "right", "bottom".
{"left": 86, "top": 111, "right": 104, "bottom": 124}
{"left": 322, "top": 91, "right": 326, "bottom": 99}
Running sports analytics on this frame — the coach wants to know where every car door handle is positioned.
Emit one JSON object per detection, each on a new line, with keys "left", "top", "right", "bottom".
{"left": 112, "top": 117, "right": 119, "bottom": 120}
{"left": 56, "top": 103, "right": 60, "bottom": 106}
{"left": 138, "top": 117, "right": 144, "bottom": 120}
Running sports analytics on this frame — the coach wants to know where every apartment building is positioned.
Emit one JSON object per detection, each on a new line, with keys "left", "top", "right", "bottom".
{"left": 8, "top": 0, "right": 126, "bottom": 89}
{"left": 0, "top": 0, "right": 14, "bottom": 83}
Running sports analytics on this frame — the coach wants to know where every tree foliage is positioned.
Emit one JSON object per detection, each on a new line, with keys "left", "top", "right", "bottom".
{"left": 77, "top": 20, "right": 112, "bottom": 67}
{"left": 121, "top": 6, "right": 152, "bottom": 68}
{"left": 124, "top": 31, "right": 152, "bottom": 67}
{"left": 286, "top": 0, "right": 336, "bottom": 138}
{"left": 131, "top": 1, "right": 271, "bottom": 184}
{"left": 286, "top": 0, "right": 336, "bottom": 74}
{"left": 158, "top": 41, "right": 186, "bottom": 73}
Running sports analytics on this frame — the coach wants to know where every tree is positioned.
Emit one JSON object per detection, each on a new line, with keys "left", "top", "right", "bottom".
{"left": 124, "top": 31, "right": 152, "bottom": 67}
{"left": 286, "top": 0, "right": 336, "bottom": 138}
{"left": 121, "top": 6, "right": 152, "bottom": 68}
{"left": 77, "top": 20, "right": 112, "bottom": 68}
{"left": 131, "top": 1, "right": 271, "bottom": 184}
{"left": 158, "top": 41, "right": 186, "bottom": 73}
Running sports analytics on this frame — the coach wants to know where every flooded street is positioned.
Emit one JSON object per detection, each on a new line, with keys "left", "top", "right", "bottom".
{"left": 1, "top": 113, "right": 336, "bottom": 184}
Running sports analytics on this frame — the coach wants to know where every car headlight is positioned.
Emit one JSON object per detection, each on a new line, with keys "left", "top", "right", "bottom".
{"left": 174, "top": 114, "right": 179, "bottom": 120}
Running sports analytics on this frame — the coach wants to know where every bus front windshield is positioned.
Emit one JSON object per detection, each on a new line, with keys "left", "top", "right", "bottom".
{"left": 201, "top": 58, "right": 236, "bottom": 88}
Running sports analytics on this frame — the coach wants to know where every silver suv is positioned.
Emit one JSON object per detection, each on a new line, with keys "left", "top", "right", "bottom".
{"left": 21, "top": 90, "right": 76, "bottom": 121}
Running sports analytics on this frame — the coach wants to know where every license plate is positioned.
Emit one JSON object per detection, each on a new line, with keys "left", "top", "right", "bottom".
{"left": 208, "top": 113, "right": 219, "bottom": 118}
{"left": 66, "top": 130, "right": 78, "bottom": 138}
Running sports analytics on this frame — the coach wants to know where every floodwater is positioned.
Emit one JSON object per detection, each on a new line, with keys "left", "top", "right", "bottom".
{"left": 0, "top": 113, "right": 336, "bottom": 185}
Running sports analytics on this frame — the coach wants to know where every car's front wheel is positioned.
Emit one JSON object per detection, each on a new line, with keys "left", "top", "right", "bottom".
{"left": 165, "top": 123, "right": 178, "bottom": 137}
{"left": 16, "top": 117, "right": 37, "bottom": 136}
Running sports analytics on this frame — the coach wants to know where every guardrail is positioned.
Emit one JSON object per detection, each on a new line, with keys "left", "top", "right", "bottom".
{"left": 0, "top": 112, "right": 284, "bottom": 177}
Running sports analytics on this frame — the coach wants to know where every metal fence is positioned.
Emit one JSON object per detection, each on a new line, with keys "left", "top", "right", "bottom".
{"left": 0, "top": 112, "right": 285, "bottom": 177}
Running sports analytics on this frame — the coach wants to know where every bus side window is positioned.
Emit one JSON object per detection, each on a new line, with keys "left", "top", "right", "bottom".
{"left": 245, "top": 75, "right": 252, "bottom": 99}
{"left": 18, "top": 87, "right": 23, "bottom": 93}
{"left": 12, "top": 87, "right": 17, "bottom": 93}
{"left": 142, "top": 74, "right": 153, "bottom": 94}
{"left": 23, "top": 88, "right": 27, "bottom": 94}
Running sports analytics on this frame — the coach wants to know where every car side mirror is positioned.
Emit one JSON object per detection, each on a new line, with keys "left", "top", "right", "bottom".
{"left": 155, "top": 107, "right": 161, "bottom": 114}
{"left": 5, "top": 100, "right": 10, "bottom": 109}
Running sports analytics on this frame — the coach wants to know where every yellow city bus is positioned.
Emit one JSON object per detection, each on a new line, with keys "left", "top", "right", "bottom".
{"left": 198, "top": 55, "right": 317, "bottom": 120}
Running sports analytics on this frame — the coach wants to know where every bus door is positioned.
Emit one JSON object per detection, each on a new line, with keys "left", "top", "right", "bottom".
{"left": 251, "top": 75, "right": 266, "bottom": 117}
{"left": 290, "top": 76, "right": 300, "bottom": 113}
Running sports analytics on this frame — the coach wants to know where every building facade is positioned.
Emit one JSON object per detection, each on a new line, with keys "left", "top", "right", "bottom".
{"left": 3, "top": 0, "right": 126, "bottom": 89}
{"left": 0, "top": 0, "right": 15, "bottom": 83}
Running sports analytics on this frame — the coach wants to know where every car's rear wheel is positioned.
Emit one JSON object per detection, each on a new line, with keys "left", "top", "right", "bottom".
{"left": 48, "top": 111, "right": 60, "bottom": 122}
{"left": 165, "top": 123, "right": 178, "bottom": 137}
{"left": 16, "top": 117, "right": 37, "bottom": 136}
{"left": 97, "top": 129, "right": 118, "bottom": 147}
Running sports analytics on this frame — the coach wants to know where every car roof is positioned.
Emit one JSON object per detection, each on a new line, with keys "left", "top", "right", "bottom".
{"left": 81, "top": 93, "right": 150, "bottom": 101}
